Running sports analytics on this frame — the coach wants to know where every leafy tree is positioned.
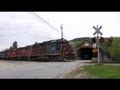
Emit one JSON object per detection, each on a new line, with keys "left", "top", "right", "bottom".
{"left": 100, "top": 37, "right": 113, "bottom": 52}
{"left": 106, "top": 36, "right": 113, "bottom": 48}
{"left": 109, "top": 37, "right": 120, "bottom": 61}
{"left": 12, "top": 41, "right": 18, "bottom": 49}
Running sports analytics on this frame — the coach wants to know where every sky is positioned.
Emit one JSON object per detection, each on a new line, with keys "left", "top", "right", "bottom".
{"left": 0, "top": 12, "right": 120, "bottom": 51}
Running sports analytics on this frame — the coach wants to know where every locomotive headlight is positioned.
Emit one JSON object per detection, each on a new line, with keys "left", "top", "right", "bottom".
{"left": 73, "top": 52, "right": 75, "bottom": 53}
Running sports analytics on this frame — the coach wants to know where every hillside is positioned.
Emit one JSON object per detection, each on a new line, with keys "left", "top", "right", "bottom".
{"left": 69, "top": 37, "right": 111, "bottom": 50}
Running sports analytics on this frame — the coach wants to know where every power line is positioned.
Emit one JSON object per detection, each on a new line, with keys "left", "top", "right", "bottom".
{"left": 28, "top": 12, "right": 59, "bottom": 32}
{"left": 27, "top": 12, "right": 65, "bottom": 38}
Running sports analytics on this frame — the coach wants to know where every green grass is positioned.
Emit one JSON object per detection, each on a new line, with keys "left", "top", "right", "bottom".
{"left": 84, "top": 64, "right": 120, "bottom": 79}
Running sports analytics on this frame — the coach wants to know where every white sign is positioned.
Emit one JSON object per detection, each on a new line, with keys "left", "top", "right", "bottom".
{"left": 93, "top": 43, "right": 96, "bottom": 48}
{"left": 85, "top": 43, "right": 89, "bottom": 47}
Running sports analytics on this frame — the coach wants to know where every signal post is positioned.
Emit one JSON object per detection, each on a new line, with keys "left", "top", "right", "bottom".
{"left": 93, "top": 25, "right": 103, "bottom": 64}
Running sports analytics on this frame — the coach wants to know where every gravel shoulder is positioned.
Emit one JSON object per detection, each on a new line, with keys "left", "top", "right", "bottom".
{"left": 58, "top": 63, "right": 95, "bottom": 79}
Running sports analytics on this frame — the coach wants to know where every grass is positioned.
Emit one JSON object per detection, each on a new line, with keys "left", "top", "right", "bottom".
{"left": 84, "top": 64, "right": 120, "bottom": 79}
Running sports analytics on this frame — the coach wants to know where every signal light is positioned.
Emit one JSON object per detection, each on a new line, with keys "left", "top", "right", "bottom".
{"left": 99, "top": 37, "right": 104, "bottom": 43}
{"left": 92, "top": 37, "right": 96, "bottom": 43}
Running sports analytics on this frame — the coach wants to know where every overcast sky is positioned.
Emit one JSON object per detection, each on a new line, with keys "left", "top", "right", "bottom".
{"left": 0, "top": 12, "right": 120, "bottom": 51}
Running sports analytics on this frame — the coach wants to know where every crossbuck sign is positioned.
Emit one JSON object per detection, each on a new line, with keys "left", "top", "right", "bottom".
{"left": 93, "top": 25, "right": 103, "bottom": 64}
{"left": 93, "top": 25, "right": 103, "bottom": 35}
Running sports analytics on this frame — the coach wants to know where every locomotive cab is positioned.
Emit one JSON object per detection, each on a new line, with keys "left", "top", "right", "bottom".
{"left": 57, "top": 39, "right": 75, "bottom": 61}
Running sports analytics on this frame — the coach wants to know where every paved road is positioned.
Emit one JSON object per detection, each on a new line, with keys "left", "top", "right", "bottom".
{"left": 0, "top": 60, "right": 91, "bottom": 79}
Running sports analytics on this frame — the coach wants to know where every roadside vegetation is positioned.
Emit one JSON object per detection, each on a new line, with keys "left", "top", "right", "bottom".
{"left": 84, "top": 64, "right": 120, "bottom": 79}
{"left": 109, "top": 37, "right": 120, "bottom": 62}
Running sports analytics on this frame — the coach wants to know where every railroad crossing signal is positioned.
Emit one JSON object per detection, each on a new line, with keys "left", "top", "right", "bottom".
{"left": 93, "top": 25, "right": 103, "bottom": 35}
{"left": 93, "top": 25, "right": 103, "bottom": 64}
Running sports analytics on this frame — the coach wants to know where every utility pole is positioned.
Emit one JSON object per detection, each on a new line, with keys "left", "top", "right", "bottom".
{"left": 60, "top": 24, "right": 64, "bottom": 61}
{"left": 96, "top": 25, "right": 100, "bottom": 64}
{"left": 60, "top": 24, "right": 63, "bottom": 40}
{"left": 93, "top": 25, "right": 103, "bottom": 64}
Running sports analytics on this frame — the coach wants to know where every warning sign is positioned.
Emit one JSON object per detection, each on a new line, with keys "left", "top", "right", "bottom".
{"left": 92, "top": 48, "right": 97, "bottom": 53}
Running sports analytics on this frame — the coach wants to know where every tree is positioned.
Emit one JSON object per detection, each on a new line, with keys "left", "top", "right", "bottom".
{"left": 109, "top": 37, "right": 120, "bottom": 61}
{"left": 100, "top": 37, "right": 113, "bottom": 52}
{"left": 107, "top": 36, "right": 113, "bottom": 48}
{"left": 12, "top": 41, "right": 18, "bottom": 49}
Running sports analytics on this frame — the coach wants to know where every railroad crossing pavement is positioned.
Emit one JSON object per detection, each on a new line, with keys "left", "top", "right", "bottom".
{"left": 0, "top": 60, "right": 92, "bottom": 79}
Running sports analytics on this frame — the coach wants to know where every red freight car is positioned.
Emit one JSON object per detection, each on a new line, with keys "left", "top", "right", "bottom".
{"left": 15, "top": 45, "right": 32, "bottom": 60}
{"left": 5, "top": 49, "right": 16, "bottom": 60}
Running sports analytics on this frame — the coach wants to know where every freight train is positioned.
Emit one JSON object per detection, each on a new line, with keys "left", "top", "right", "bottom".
{"left": 0, "top": 39, "right": 75, "bottom": 61}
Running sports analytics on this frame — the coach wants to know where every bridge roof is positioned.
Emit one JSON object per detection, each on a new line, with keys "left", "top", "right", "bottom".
{"left": 76, "top": 40, "right": 93, "bottom": 50}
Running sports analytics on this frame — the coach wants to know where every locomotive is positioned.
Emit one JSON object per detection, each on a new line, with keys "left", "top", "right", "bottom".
{"left": 0, "top": 39, "right": 75, "bottom": 61}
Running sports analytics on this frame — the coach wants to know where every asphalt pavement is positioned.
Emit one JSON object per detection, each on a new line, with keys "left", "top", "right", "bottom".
{"left": 0, "top": 60, "right": 91, "bottom": 79}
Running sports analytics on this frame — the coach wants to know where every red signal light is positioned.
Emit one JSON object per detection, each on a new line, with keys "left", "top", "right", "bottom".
{"left": 99, "top": 37, "right": 104, "bottom": 43}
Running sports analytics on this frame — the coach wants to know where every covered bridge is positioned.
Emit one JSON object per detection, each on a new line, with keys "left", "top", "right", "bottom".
{"left": 76, "top": 40, "right": 112, "bottom": 62}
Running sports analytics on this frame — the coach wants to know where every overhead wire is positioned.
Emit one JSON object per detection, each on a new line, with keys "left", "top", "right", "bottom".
{"left": 27, "top": 12, "right": 65, "bottom": 38}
